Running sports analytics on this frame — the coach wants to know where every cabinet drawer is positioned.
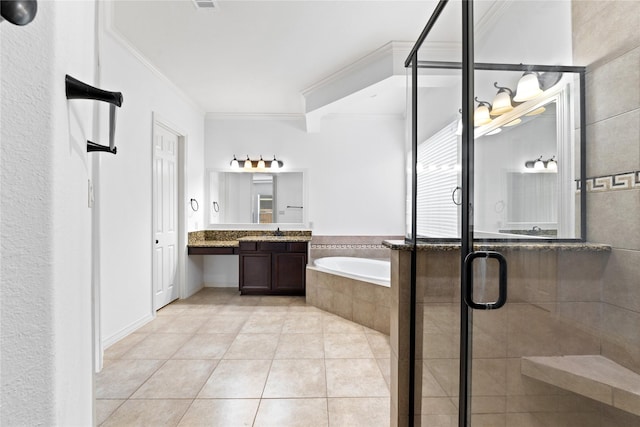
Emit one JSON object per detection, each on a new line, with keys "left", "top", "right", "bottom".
{"left": 287, "top": 242, "right": 308, "bottom": 253}
{"left": 259, "top": 242, "right": 287, "bottom": 252}
{"left": 239, "top": 241, "right": 257, "bottom": 252}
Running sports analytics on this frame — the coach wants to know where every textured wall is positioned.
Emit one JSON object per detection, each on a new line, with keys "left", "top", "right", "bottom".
{"left": 1, "top": 0, "right": 96, "bottom": 424}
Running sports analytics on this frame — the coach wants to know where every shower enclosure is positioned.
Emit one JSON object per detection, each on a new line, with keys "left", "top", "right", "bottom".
{"left": 401, "top": 1, "right": 640, "bottom": 426}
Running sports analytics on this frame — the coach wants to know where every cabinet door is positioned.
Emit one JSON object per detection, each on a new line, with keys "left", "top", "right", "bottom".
{"left": 240, "top": 253, "right": 271, "bottom": 293}
{"left": 272, "top": 252, "right": 307, "bottom": 294}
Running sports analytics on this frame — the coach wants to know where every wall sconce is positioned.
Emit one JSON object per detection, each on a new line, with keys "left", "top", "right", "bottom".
{"left": 490, "top": 82, "right": 514, "bottom": 116}
{"left": 230, "top": 155, "right": 284, "bottom": 171}
{"left": 514, "top": 71, "right": 543, "bottom": 102}
{"left": 525, "top": 156, "right": 557, "bottom": 172}
{"left": 474, "top": 97, "right": 492, "bottom": 127}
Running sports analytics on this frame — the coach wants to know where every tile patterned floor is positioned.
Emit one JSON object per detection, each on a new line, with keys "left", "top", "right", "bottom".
{"left": 96, "top": 288, "right": 391, "bottom": 426}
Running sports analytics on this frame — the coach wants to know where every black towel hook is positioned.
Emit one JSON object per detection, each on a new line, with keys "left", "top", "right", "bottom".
{"left": 65, "top": 75, "right": 123, "bottom": 154}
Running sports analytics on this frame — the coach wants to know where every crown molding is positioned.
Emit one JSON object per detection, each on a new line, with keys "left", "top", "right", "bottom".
{"left": 301, "top": 41, "right": 413, "bottom": 97}
{"left": 99, "top": 2, "right": 205, "bottom": 116}
{"left": 205, "top": 112, "right": 304, "bottom": 121}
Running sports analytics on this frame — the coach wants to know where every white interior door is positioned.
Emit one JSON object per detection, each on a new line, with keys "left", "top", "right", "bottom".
{"left": 153, "top": 123, "right": 179, "bottom": 310}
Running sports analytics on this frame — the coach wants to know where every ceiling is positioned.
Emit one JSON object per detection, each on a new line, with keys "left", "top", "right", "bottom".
{"left": 109, "top": 0, "right": 440, "bottom": 115}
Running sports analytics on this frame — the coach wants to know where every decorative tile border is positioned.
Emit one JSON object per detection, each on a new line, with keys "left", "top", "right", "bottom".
{"left": 310, "top": 244, "right": 387, "bottom": 250}
{"left": 577, "top": 171, "right": 640, "bottom": 193}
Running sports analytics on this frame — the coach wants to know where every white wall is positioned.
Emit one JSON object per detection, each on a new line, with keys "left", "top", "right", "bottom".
{"left": 1, "top": 1, "right": 95, "bottom": 424}
{"left": 205, "top": 116, "right": 406, "bottom": 235}
{"left": 97, "top": 15, "right": 205, "bottom": 345}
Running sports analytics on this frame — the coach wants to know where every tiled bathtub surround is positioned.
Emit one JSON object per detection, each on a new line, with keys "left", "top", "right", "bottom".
{"left": 306, "top": 267, "right": 390, "bottom": 335}
{"left": 577, "top": 171, "right": 640, "bottom": 192}
{"left": 309, "top": 235, "right": 403, "bottom": 263}
{"left": 389, "top": 243, "right": 640, "bottom": 427}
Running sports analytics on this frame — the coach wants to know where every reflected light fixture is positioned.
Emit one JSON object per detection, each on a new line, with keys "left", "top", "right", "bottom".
{"left": 524, "top": 155, "right": 557, "bottom": 172}
{"left": 474, "top": 97, "right": 492, "bottom": 127}
{"left": 486, "top": 128, "right": 502, "bottom": 136}
{"left": 525, "top": 106, "right": 546, "bottom": 116}
{"left": 257, "top": 155, "right": 266, "bottom": 169}
{"left": 504, "top": 118, "right": 522, "bottom": 127}
{"left": 514, "top": 71, "right": 543, "bottom": 102}
{"left": 546, "top": 156, "right": 557, "bottom": 172}
{"left": 490, "top": 82, "right": 514, "bottom": 116}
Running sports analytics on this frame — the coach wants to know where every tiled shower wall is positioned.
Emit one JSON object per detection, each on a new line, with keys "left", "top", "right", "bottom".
{"left": 309, "top": 236, "right": 403, "bottom": 264}
{"left": 573, "top": 0, "right": 640, "bottom": 375}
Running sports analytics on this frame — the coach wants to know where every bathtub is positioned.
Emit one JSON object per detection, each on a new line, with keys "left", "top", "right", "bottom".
{"left": 313, "top": 257, "right": 390, "bottom": 286}
{"left": 306, "top": 257, "right": 391, "bottom": 334}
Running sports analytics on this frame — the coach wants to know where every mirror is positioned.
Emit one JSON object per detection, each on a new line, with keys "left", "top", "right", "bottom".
{"left": 209, "top": 171, "right": 305, "bottom": 225}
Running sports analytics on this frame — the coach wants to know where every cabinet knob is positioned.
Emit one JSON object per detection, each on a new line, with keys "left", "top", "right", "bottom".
{"left": 155, "top": 240, "right": 159, "bottom": 244}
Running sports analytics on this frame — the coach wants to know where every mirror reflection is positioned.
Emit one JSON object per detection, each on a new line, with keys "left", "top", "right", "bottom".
{"left": 209, "top": 171, "right": 304, "bottom": 224}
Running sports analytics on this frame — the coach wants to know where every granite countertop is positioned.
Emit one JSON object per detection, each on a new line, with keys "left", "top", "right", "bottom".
{"left": 382, "top": 240, "right": 611, "bottom": 252}
{"left": 187, "top": 240, "right": 239, "bottom": 248}
{"left": 188, "top": 229, "right": 312, "bottom": 248}
{"left": 237, "top": 235, "right": 313, "bottom": 243}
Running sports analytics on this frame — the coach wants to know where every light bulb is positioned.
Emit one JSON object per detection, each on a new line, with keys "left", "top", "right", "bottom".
{"left": 230, "top": 155, "right": 239, "bottom": 169}
{"left": 490, "top": 83, "right": 514, "bottom": 116}
{"left": 271, "top": 156, "right": 279, "bottom": 170}
{"left": 547, "top": 157, "right": 557, "bottom": 172}
{"left": 257, "top": 156, "right": 266, "bottom": 169}
{"left": 474, "top": 104, "right": 492, "bottom": 127}
{"left": 534, "top": 157, "right": 545, "bottom": 170}
{"left": 244, "top": 156, "right": 252, "bottom": 170}
{"left": 514, "top": 72, "right": 543, "bottom": 102}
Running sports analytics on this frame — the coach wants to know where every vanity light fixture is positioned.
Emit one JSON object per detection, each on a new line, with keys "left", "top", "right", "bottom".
{"left": 524, "top": 156, "right": 558, "bottom": 172}
{"left": 525, "top": 106, "right": 546, "bottom": 116}
{"left": 230, "top": 155, "right": 284, "bottom": 171}
{"left": 230, "top": 155, "right": 240, "bottom": 169}
{"left": 490, "top": 82, "right": 515, "bottom": 116}
{"left": 486, "top": 128, "right": 502, "bottom": 136}
{"left": 474, "top": 97, "right": 492, "bottom": 127}
{"left": 257, "top": 156, "right": 266, "bottom": 169}
{"left": 513, "top": 71, "right": 543, "bottom": 102}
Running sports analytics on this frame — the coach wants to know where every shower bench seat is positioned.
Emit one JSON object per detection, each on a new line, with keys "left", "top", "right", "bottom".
{"left": 522, "top": 355, "right": 640, "bottom": 416}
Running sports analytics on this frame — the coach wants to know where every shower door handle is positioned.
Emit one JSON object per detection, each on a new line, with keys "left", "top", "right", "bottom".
{"left": 463, "top": 251, "right": 507, "bottom": 310}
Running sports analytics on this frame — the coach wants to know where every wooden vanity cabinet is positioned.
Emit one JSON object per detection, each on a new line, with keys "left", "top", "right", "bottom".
{"left": 239, "top": 241, "right": 308, "bottom": 295}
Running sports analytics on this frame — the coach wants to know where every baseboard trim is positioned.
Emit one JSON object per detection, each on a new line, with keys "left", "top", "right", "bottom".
{"left": 102, "top": 313, "right": 154, "bottom": 350}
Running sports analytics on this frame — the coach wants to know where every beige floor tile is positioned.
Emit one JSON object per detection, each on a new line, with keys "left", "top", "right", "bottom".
{"left": 95, "top": 400, "right": 124, "bottom": 425}
{"left": 197, "top": 314, "right": 249, "bottom": 334}
{"left": 324, "top": 333, "right": 374, "bottom": 358}
{"left": 223, "top": 333, "right": 280, "bottom": 359}
{"left": 121, "top": 333, "right": 192, "bottom": 359}
{"left": 282, "top": 313, "right": 324, "bottom": 333}
{"left": 101, "top": 399, "right": 191, "bottom": 427}
{"left": 172, "top": 333, "right": 235, "bottom": 359}
{"left": 103, "top": 333, "right": 148, "bottom": 359}
{"left": 198, "top": 359, "right": 271, "bottom": 398}
{"left": 275, "top": 334, "right": 325, "bottom": 359}
{"left": 156, "top": 315, "right": 210, "bottom": 334}
{"left": 323, "top": 315, "right": 364, "bottom": 334}
{"left": 366, "top": 332, "right": 391, "bottom": 358}
{"left": 253, "top": 398, "right": 329, "bottom": 427}
{"left": 137, "top": 316, "right": 175, "bottom": 333}
{"left": 178, "top": 399, "right": 260, "bottom": 427}
{"left": 95, "top": 359, "right": 165, "bottom": 399}
{"left": 328, "top": 397, "right": 390, "bottom": 427}
{"left": 263, "top": 359, "right": 327, "bottom": 398}
{"left": 131, "top": 359, "right": 218, "bottom": 399}
{"left": 326, "top": 359, "right": 390, "bottom": 397}
{"left": 240, "top": 313, "right": 286, "bottom": 333}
